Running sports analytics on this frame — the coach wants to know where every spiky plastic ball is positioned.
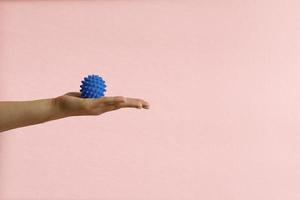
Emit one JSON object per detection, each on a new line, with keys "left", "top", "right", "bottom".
{"left": 80, "top": 75, "right": 106, "bottom": 98}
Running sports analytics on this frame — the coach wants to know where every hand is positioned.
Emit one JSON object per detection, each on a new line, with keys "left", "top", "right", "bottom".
{"left": 54, "top": 92, "right": 150, "bottom": 117}
{"left": 0, "top": 92, "right": 150, "bottom": 132}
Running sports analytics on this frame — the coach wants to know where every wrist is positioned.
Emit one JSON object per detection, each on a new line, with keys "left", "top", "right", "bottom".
{"left": 51, "top": 97, "right": 72, "bottom": 120}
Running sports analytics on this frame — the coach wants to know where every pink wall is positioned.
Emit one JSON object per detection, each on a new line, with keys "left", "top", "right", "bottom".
{"left": 1, "top": 0, "right": 300, "bottom": 199}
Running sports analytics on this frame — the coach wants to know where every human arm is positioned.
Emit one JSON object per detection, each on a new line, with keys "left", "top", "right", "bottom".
{"left": 0, "top": 92, "right": 149, "bottom": 132}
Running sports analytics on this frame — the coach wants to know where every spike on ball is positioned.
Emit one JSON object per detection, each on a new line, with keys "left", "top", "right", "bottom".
{"left": 80, "top": 74, "right": 106, "bottom": 98}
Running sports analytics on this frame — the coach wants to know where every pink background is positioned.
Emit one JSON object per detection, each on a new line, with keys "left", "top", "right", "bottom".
{"left": 1, "top": 0, "right": 300, "bottom": 199}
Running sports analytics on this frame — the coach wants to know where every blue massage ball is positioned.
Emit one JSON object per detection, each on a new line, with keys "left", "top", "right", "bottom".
{"left": 80, "top": 74, "right": 107, "bottom": 98}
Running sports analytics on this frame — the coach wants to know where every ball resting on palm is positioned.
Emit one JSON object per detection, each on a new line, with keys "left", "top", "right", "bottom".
{"left": 80, "top": 75, "right": 107, "bottom": 98}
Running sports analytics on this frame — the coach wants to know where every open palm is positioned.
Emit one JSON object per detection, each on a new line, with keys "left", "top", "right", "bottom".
{"left": 55, "top": 92, "right": 150, "bottom": 116}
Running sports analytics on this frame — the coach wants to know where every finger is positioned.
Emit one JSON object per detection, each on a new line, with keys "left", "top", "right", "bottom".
{"left": 98, "top": 96, "right": 126, "bottom": 105}
{"left": 126, "top": 98, "right": 150, "bottom": 109}
{"left": 103, "top": 102, "right": 141, "bottom": 112}
{"left": 116, "top": 98, "right": 150, "bottom": 109}
{"left": 139, "top": 99, "right": 150, "bottom": 109}
{"left": 65, "top": 92, "right": 82, "bottom": 97}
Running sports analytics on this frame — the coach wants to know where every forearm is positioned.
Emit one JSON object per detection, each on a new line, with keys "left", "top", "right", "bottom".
{"left": 0, "top": 98, "right": 67, "bottom": 132}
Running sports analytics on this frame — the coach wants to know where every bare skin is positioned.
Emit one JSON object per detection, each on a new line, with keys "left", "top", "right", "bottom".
{"left": 0, "top": 92, "right": 150, "bottom": 132}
